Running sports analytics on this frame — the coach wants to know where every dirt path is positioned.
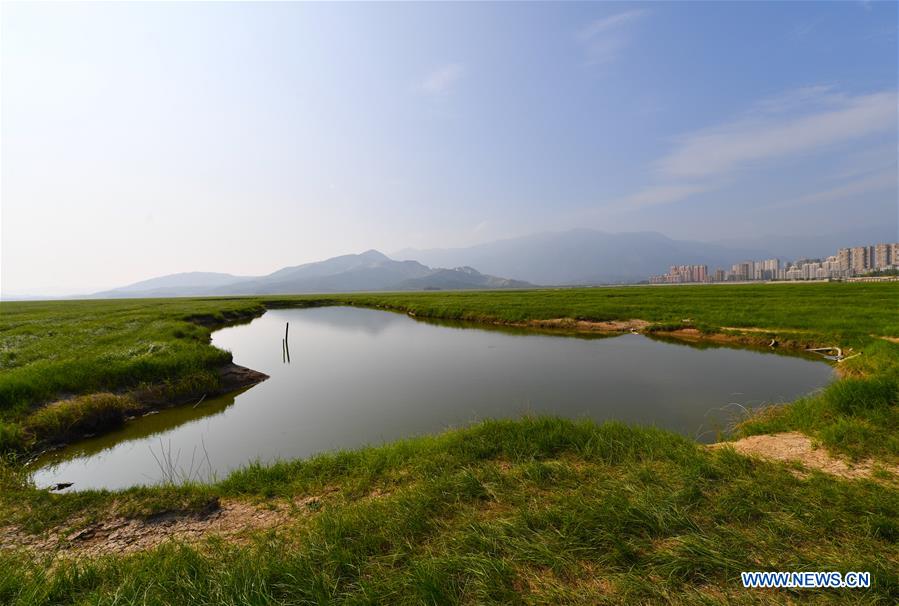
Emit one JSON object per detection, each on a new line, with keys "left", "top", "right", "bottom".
{"left": 0, "top": 496, "right": 319, "bottom": 558}
{"left": 715, "top": 432, "right": 898, "bottom": 481}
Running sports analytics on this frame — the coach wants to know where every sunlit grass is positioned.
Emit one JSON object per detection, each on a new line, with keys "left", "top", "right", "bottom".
{"left": 1, "top": 418, "right": 897, "bottom": 604}
{"left": 1, "top": 283, "right": 897, "bottom": 456}
{"left": 1, "top": 284, "right": 898, "bottom": 603}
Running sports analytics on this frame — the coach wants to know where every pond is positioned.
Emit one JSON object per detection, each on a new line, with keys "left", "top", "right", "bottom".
{"left": 31, "top": 306, "right": 833, "bottom": 490}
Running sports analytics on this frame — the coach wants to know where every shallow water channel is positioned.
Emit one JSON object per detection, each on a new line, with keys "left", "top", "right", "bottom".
{"left": 31, "top": 306, "right": 834, "bottom": 490}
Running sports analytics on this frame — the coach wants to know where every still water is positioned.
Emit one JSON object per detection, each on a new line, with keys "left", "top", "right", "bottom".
{"left": 32, "top": 307, "right": 833, "bottom": 490}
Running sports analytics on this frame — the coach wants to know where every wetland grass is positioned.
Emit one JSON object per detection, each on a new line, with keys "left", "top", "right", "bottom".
{"left": 1, "top": 283, "right": 897, "bottom": 603}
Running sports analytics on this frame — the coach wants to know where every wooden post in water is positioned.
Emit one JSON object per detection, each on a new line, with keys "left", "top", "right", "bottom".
{"left": 285, "top": 322, "right": 289, "bottom": 342}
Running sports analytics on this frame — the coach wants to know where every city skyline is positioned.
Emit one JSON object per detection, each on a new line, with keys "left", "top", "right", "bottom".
{"left": 651, "top": 241, "right": 899, "bottom": 284}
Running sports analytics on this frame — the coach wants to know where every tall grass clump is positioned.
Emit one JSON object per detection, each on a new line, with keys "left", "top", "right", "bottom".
{"left": 22, "top": 393, "right": 142, "bottom": 449}
{"left": 737, "top": 372, "right": 899, "bottom": 459}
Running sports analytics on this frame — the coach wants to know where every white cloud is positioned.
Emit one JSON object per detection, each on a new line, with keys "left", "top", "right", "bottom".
{"left": 615, "top": 87, "right": 897, "bottom": 211}
{"left": 577, "top": 10, "right": 649, "bottom": 65}
{"left": 617, "top": 184, "right": 712, "bottom": 209}
{"left": 824, "top": 143, "right": 898, "bottom": 182}
{"left": 420, "top": 63, "right": 465, "bottom": 95}
{"left": 658, "top": 90, "right": 897, "bottom": 179}
{"left": 750, "top": 84, "right": 837, "bottom": 114}
{"left": 769, "top": 167, "right": 897, "bottom": 210}
{"left": 579, "top": 10, "right": 648, "bottom": 38}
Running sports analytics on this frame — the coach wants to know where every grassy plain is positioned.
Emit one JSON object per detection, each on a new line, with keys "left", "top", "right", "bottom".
{"left": 1, "top": 282, "right": 898, "bottom": 604}
{"left": 2, "top": 283, "right": 896, "bottom": 457}
{"left": 2, "top": 418, "right": 898, "bottom": 604}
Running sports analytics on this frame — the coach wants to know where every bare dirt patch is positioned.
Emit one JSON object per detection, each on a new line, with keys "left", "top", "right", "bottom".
{"left": 523, "top": 318, "right": 650, "bottom": 333}
{"left": 715, "top": 432, "right": 899, "bottom": 481}
{"left": 1, "top": 487, "right": 393, "bottom": 559}
{"left": 652, "top": 327, "right": 824, "bottom": 353}
{"left": 720, "top": 326, "right": 808, "bottom": 334}
{"left": 0, "top": 498, "right": 300, "bottom": 558}
{"left": 652, "top": 328, "right": 753, "bottom": 345}
{"left": 216, "top": 363, "right": 269, "bottom": 392}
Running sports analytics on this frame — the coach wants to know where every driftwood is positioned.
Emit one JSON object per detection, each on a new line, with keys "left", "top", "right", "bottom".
{"left": 805, "top": 346, "right": 861, "bottom": 363}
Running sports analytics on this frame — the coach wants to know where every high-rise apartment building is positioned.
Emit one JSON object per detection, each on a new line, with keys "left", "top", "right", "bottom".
{"left": 850, "top": 246, "right": 869, "bottom": 272}
{"left": 874, "top": 243, "right": 892, "bottom": 269}
{"left": 651, "top": 242, "right": 897, "bottom": 283}
{"left": 757, "top": 258, "right": 779, "bottom": 280}
{"left": 837, "top": 248, "right": 851, "bottom": 272}
{"left": 650, "top": 264, "right": 709, "bottom": 284}
{"left": 785, "top": 266, "right": 803, "bottom": 280}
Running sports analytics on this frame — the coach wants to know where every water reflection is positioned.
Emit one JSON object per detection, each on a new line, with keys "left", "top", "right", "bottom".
{"left": 31, "top": 306, "right": 833, "bottom": 491}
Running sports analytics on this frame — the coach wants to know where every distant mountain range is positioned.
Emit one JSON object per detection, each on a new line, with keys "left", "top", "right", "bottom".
{"left": 395, "top": 227, "right": 898, "bottom": 285}
{"left": 90, "top": 250, "right": 532, "bottom": 298}
{"left": 395, "top": 229, "right": 767, "bottom": 285}
{"left": 19, "top": 226, "right": 892, "bottom": 301}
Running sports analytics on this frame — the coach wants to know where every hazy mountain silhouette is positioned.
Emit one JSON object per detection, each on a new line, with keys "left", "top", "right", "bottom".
{"left": 92, "top": 250, "right": 532, "bottom": 298}
{"left": 91, "top": 272, "right": 254, "bottom": 298}
{"left": 396, "top": 266, "right": 532, "bottom": 290}
{"left": 395, "top": 229, "right": 767, "bottom": 285}
{"left": 86, "top": 226, "right": 890, "bottom": 298}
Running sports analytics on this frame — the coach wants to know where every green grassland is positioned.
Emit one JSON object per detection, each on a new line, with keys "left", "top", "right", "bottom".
{"left": 2, "top": 283, "right": 897, "bottom": 457}
{"left": 1, "top": 283, "right": 898, "bottom": 604}
{"left": 2, "top": 418, "right": 898, "bottom": 604}
{"left": 334, "top": 282, "right": 899, "bottom": 339}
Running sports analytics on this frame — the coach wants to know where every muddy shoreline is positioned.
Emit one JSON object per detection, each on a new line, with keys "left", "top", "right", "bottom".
{"left": 23, "top": 304, "right": 835, "bottom": 461}
{"left": 414, "top": 312, "right": 830, "bottom": 353}
{"left": 26, "top": 363, "right": 269, "bottom": 460}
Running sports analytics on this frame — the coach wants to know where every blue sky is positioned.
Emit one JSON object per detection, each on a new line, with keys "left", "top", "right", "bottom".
{"left": 2, "top": 1, "right": 897, "bottom": 294}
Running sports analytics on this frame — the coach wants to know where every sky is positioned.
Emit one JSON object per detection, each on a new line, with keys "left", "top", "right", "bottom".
{"left": 2, "top": 1, "right": 897, "bottom": 295}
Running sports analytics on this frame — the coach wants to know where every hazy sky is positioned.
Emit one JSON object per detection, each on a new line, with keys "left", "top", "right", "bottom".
{"left": 2, "top": 1, "right": 897, "bottom": 294}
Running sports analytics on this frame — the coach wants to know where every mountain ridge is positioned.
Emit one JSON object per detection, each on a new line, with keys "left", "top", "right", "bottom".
{"left": 90, "top": 251, "right": 533, "bottom": 298}
{"left": 70, "top": 227, "right": 895, "bottom": 300}
{"left": 395, "top": 229, "right": 768, "bottom": 285}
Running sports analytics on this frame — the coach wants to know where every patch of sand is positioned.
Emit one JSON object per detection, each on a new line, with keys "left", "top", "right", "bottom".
{"left": 653, "top": 328, "right": 750, "bottom": 345}
{"left": 1, "top": 487, "right": 398, "bottom": 558}
{"left": 0, "top": 497, "right": 309, "bottom": 558}
{"left": 524, "top": 318, "right": 650, "bottom": 332}
{"left": 716, "top": 432, "right": 898, "bottom": 481}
